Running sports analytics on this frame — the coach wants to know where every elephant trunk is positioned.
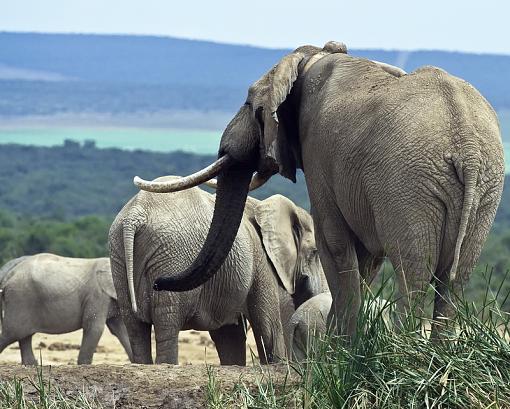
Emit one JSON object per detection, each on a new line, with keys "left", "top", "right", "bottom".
{"left": 153, "top": 161, "right": 254, "bottom": 292}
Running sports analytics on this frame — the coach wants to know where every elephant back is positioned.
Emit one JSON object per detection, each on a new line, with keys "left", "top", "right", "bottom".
{"left": 0, "top": 256, "right": 30, "bottom": 287}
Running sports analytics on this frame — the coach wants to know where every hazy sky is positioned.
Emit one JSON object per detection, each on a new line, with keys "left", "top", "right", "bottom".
{"left": 1, "top": 0, "right": 508, "bottom": 54}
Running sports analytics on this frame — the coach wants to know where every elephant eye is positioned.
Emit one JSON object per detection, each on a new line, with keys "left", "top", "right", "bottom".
{"left": 309, "top": 249, "right": 319, "bottom": 260}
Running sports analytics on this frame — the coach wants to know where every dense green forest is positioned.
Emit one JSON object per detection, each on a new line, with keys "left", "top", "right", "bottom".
{"left": 0, "top": 141, "right": 508, "bottom": 307}
{"left": 0, "top": 141, "right": 310, "bottom": 218}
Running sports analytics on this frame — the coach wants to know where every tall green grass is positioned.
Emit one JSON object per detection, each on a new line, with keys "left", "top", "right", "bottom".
{"left": 207, "top": 272, "right": 510, "bottom": 408}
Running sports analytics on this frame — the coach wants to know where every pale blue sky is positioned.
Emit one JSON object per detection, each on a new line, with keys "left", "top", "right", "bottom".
{"left": 1, "top": 0, "right": 508, "bottom": 54}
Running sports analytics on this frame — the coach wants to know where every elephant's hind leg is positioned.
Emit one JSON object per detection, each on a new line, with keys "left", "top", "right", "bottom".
{"left": 247, "top": 276, "right": 286, "bottom": 364}
{"left": 153, "top": 308, "right": 180, "bottom": 364}
{"left": 0, "top": 335, "right": 17, "bottom": 361}
{"left": 123, "top": 316, "right": 153, "bottom": 364}
{"left": 356, "top": 239, "right": 384, "bottom": 286}
{"left": 19, "top": 335, "right": 37, "bottom": 365}
{"left": 432, "top": 194, "right": 495, "bottom": 339}
{"left": 210, "top": 319, "right": 247, "bottom": 365}
{"left": 106, "top": 316, "right": 133, "bottom": 362}
{"left": 385, "top": 226, "right": 440, "bottom": 331}
{"left": 312, "top": 206, "right": 361, "bottom": 338}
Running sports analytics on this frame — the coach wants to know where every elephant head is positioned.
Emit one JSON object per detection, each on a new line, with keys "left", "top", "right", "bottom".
{"left": 133, "top": 41, "right": 403, "bottom": 292}
{"left": 253, "top": 195, "right": 325, "bottom": 307}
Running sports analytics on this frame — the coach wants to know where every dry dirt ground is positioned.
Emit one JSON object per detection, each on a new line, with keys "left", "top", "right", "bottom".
{"left": 0, "top": 329, "right": 259, "bottom": 366}
{"left": 0, "top": 363, "right": 295, "bottom": 408}
{"left": 0, "top": 329, "right": 291, "bottom": 408}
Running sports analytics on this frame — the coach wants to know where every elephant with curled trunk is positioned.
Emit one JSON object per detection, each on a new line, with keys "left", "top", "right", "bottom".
{"left": 136, "top": 41, "right": 505, "bottom": 339}
{"left": 108, "top": 179, "right": 325, "bottom": 364}
{"left": 0, "top": 254, "right": 133, "bottom": 365}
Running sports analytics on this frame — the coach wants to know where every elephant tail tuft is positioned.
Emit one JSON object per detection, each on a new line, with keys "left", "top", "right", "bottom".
{"left": 123, "top": 221, "right": 139, "bottom": 314}
{"left": 450, "top": 159, "right": 479, "bottom": 282}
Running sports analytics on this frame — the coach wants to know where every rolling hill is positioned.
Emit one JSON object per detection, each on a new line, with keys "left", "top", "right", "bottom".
{"left": 0, "top": 32, "right": 509, "bottom": 118}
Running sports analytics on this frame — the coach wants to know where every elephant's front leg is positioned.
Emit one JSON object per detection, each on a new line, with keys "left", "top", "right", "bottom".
{"left": 153, "top": 307, "right": 180, "bottom": 364}
{"left": 209, "top": 318, "right": 247, "bottom": 365}
{"left": 19, "top": 335, "right": 38, "bottom": 366}
{"left": 247, "top": 275, "right": 286, "bottom": 364}
{"left": 313, "top": 210, "right": 361, "bottom": 339}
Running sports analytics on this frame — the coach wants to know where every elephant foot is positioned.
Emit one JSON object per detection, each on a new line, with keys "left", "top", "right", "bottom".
{"left": 21, "top": 358, "right": 38, "bottom": 366}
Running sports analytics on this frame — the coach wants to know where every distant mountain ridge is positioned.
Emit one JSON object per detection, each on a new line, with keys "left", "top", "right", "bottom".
{"left": 0, "top": 31, "right": 509, "bottom": 116}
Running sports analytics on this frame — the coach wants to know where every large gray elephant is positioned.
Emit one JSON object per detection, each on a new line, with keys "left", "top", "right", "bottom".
{"left": 108, "top": 179, "right": 325, "bottom": 364}
{"left": 0, "top": 253, "right": 133, "bottom": 364}
{"left": 135, "top": 41, "right": 505, "bottom": 339}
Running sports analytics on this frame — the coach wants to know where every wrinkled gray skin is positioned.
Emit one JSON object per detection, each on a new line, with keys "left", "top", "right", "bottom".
{"left": 145, "top": 41, "right": 505, "bottom": 339}
{"left": 0, "top": 254, "right": 133, "bottom": 365}
{"left": 290, "top": 292, "right": 331, "bottom": 361}
{"left": 290, "top": 292, "right": 391, "bottom": 361}
{"left": 108, "top": 180, "right": 325, "bottom": 364}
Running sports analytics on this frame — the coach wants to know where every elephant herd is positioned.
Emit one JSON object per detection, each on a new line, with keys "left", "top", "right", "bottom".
{"left": 0, "top": 40, "right": 505, "bottom": 366}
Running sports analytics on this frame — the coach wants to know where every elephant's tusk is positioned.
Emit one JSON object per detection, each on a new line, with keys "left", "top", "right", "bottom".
{"left": 134, "top": 155, "right": 233, "bottom": 193}
{"left": 371, "top": 60, "right": 407, "bottom": 77}
{"left": 203, "top": 172, "right": 271, "bottom": 192}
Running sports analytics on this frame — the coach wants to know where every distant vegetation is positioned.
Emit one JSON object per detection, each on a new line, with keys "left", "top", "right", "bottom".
{"left": 0, "top": 210, "right": 109, "bottom": 268}
{"left": 1, "top": 32, "right": 510, "bottom": 118}
{"left": 0, "top": 141, "right": 309, "bottom": 218}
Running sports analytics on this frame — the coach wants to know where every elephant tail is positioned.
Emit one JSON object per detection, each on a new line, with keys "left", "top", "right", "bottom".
{"left": 123, "top": 222, "right": 139, "bottom": 313}
{"left": 450, "top": 159, "right": 479, "bottom": 282}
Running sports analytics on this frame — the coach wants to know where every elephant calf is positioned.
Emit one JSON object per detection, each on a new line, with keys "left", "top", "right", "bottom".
{"left": 109, "top": 177, "right": 326, "bottom": 365}
{"left": 290, "top": 292, "right": 391, "bottom": 361}
{"left": 0, "top": 253, "right": 133, "bottom": 365}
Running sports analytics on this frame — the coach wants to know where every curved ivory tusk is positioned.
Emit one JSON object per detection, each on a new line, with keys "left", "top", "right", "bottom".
{"left": 371, "top": 60, "right": 407, "bottom": 77}
{"left": 202, "top": 179, "right": 219, "bottom": 188}
{"left": 203, "top": 172, "right": 271, "bottom": 192}
{"left": 134, "top": 155, "right": 232, "bottom": 193}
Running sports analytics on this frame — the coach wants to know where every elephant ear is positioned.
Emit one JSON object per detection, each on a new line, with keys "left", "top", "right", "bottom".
{"left": 254, "top": 195, "right": 301, "bottom": 294}
{"left": 249, "top": 51, "right": 306, "bottom": 182}
{"left": 250, "top": 41, "right": 347, "bottom": 182}
{"left": 96, "top": 260, "right": 117, "bottom": 300}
